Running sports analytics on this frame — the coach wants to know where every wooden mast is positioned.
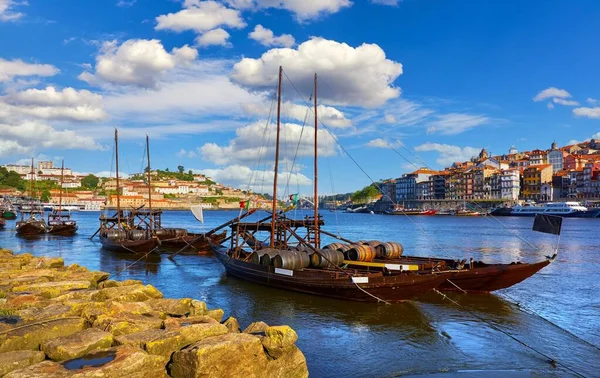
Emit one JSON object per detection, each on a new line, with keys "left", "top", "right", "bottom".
{"left": 115, "top": 128, "right": 122, "bottom": 228}
{"left": 58, "top": 160, "right": 64, "bottom": 217}
{"left": 29, "top": 157, "right": 34, "bottom": 219}
{"left": 313, "top": 73, "right": 320, "bottom": 248}
{"left": 146, "top": 134, "right": 153, "bottom": 228}
{"left": 270, "top": 66, "right": 283, "bottom": 248}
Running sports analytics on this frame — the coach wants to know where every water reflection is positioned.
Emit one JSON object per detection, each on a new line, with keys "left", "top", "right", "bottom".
{"left": 98, "top": 249, "right": 162, "bottom": 276}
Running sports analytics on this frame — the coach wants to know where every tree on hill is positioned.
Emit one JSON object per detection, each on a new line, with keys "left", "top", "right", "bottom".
{"left": 40, "top": 189, "right": 51, "bottom": 202}
{"left": 350, "top": 185, "right": 380, "bottom": 204}
{"left": 177, "top": 165, "right": 184, "bottom": 174}
{"left": 81, "top": 174, "right": 99, "bottom": 189}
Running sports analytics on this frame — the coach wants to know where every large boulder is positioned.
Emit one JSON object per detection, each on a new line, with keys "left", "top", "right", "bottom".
{"left": 163, "top": 315, "right": 218, "bottom": 330}
{"left": 0, "top": 350, "right": 45, "bottom": 376}
{"left": 0, "top": 317, "right": 87, "bottom": 353}
{"left": 41, "top": 328, "right": 114, "bottom": 361}
{"left": 205, "top": 309, "right": 224, "bottom": 323}
{"left": 4, "top": 346, "right": 169, "bottom": 378}
{"left": 11, "top": 281, "right": 92, "bottom": 299}
{"left": 145, "top": 298, "right": 193, "bottom": 317}
{"left": 222, "top": 317, "right": 241, "bottom": 333}
{"left": 90, "top": 284, "right": 163, "bottom": 302}
{"left": 261, "top": 326, "right": 299, "bottom": 359}
{"left": 79, "top": 301, "right": 155, "bottom": 323}
{"left": 243, "top": 321, "right": 269, "bottom": 334}
{"left": 92, "top": 313, "right": 163, "bottom": 336}
{"left": 17, "top": 304, "right": 75, "bottom": 322}
{"left": 27, "top": 257, "right": 64, "bottom": 269}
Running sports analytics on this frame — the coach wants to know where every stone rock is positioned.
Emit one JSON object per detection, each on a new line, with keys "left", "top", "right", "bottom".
{"left": 261, "top": 326, "right": 298, "bottom": 359}
{"left": 163, "top": 315, "right": 218, "bottom": 330}
{"left": 206, "top": 309, "right": 224, "bottom": 323}
{"left": 90, "top": 284, "right": 163, "bottom": 302}
{"left": 145, "top": 298, "right": 193, "bottom": 317}
{"left": 41, "top": 328, "right": 114, "bottom": 361}
{"left": 264, "top": 345, "right": 309, "bottom": 378}
{"left": 3, "top": 294, "right": 51, "bottom": 309}
{"left": 4, "top": 346, "right": 169, "bottom": 378}
{"left": 243, "top": 321, "right": 269, "bottom": 335}
{"left": 92, "top": 313, "right": 163, "bottom": 336}
{"left": 189, "top": 299, "right": 207, "bottom": 316}
{"left": 0, "top": 350, "right": 46, "bottom": 376}
{"left": 52, "top": 289, "right": 100, "bottom": 303}
{"left": 0, "top": 317, "right": 87, "bottom": 353}
{"left": 222, "top": 316, "right": 241, "bottom": 333}
{"left": 11, "top": 281, "right": 92, "bottom": 299}
{"left": 169, "top": 333, "right": 268, "bottom": 378}
{"left": 17, "top": 304, "right": 75, "bottom": 322}
{"left": 97, "top": 279, "right": 142, "bottom": 289}
{"left": 28, "top": 257, "right": 64, "bottom": 269}
{"left": 80, "top": 301, "right": 154, "bottom": 323}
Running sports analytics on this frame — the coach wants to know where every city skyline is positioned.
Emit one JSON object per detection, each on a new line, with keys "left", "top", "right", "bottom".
{"left": 1, "top": 0, "right": 600, "bottom": 194}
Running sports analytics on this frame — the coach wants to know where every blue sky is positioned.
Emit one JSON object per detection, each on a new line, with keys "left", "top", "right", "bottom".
{"left": 1, "top": 0, "right": 599, "bottom": 195}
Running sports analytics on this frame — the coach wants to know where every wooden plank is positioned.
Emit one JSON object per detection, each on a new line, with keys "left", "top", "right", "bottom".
{"left": 343, "top": 260, "right": 420, "bottom": 271}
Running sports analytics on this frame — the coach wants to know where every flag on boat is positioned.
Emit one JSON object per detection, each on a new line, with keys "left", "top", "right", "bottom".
{"left": 239, "top": 200, "right": 250, "bottom": 209}
{"left": 289, "top": 193, "right": 299, "bottom": 205}
{"left": 532, "top": 214, "right": 562, "bottom": 235}
{"left": 190, "top": 205, "right": 204, "bottom": 224}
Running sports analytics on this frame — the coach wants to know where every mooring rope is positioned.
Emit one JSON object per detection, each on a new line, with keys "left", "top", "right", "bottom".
{"left": 432, "top": 288, "right": 586, "bottom": 377}
{"left": 111, "top": 244, "right": 160, "bottom": 277}
{"left": 353, "top": 282, "right": 391, "bottom": 305}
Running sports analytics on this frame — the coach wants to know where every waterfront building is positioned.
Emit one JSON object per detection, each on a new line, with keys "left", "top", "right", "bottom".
{"left": 472, "top": 167, "right": 496, "bottom": 199}
{"left": 379, "top": 180, "right": 397, "bottom": 202}
{"left": 529, "top": 149, "right": 548, "bottom": 166}
{"left": 500, "top": 169, "right": 520, "bottom": 200}
{"left": 395, "top": 168, "right": 436, "bottom": 200}
{"left": 522, "top": 164, "right": 553, "bottom": 200}
{"left": 582, "top": 162, "right": 600, "bottom": 198}
{"left": 547, "top": 142, "right": 567, "bottom": 173}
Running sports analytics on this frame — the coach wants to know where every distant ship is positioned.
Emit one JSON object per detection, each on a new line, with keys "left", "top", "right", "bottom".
{"left": 490, "top": 201, "right": 600, "bottom": 218}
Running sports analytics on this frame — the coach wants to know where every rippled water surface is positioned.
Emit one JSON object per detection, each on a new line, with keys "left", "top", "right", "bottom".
{"left": 1, "top": 210, "right": 599, "bottom": 377}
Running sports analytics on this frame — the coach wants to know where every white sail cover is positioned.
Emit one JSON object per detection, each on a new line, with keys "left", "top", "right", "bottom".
{"left": 190, "top": 205, "right": 204, "bottom": 224}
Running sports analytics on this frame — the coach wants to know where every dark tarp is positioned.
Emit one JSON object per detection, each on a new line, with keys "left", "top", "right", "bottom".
{"left": 532, "top": 214, "right": 563, "bottom": 235}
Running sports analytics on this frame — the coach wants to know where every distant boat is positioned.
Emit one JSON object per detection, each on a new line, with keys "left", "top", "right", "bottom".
{"left": 0, "top": 217, "right": 5, "bottom": 230}
{"left": 386, "top": 207, "right": 438, "bottom": 216}
{"left": 47, "top": 160, "right": 78, "bottom": 236}
{"left": 16, "top": 158, "right": 47, "bottom": 237}
{"left": 490, "top": 201, "right": 600, "bottom": 218}
{"left": 0, "top": 198, "right": 17, "bottom": 220}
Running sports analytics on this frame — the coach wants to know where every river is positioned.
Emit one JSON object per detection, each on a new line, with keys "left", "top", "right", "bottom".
{"left": 1, "top": 210, "right": 598, "bottom": 377}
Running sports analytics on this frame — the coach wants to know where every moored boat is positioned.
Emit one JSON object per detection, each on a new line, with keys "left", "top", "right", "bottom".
{"left": 16, "top": 159, "right": 47, "bottom": 237}
{"left": 47, "top": 160, "right": 78, "bottom": 236}
{"left": 490, "top": 201, "right": 600, "bottom": 218}
{"left": 0, "top": 217, "right": 5, "bottom": 229}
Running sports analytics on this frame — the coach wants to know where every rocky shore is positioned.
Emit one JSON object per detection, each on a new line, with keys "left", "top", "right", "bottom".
{"left": 0, "top": 248, "right": 308, "bottom": 377}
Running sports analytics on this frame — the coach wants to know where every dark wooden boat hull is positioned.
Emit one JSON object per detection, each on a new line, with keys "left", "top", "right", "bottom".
{"left": 213, "top": 246, "right": 447, "bottom": 302}
{"left": 158, "top": 231, "right": 227, "bottom": 254}
{"left": 100, "top": 236, "right": 159, "bottom": 254}
{"left": 437, "top": 259, "right": 551, "bottom": 292}
{"left": 2, "top": 211, "right": 16, "bottom": 220}
{"left": 16, "top": 221, "right": 46, "bottom": 236}
{"left": 0, "top": 219, "right": 5, "bottom": 229}
{"left": 47, "top": 223, "right": 78, "bottom": 236}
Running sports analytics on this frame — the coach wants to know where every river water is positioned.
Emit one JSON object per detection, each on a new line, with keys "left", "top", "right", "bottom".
{"left": 1, "top": 210, "right": 598, "bottom": 377}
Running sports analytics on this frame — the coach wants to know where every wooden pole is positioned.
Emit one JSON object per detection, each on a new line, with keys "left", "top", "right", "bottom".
{"left": 146, "top": 134, "right": 153, "bottom": 229}
{"left": 58, "top": 160, "right": 64, "bottom": 218}
{"left": 270, "top": 66, "right": 283, "bottom": 248}
{"left": 314, "top": 73, "right": 320, "bottom": 248}
{"left": 115, "top": 128, "right": 122, "bottom": 228}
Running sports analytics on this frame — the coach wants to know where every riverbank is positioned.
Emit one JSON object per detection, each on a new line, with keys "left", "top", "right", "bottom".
{"left": 0, "top": 248, "right": 308, "bottom": 377}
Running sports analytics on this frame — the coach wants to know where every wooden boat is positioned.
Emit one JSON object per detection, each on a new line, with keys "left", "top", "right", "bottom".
{"left": 0, "top": 217, "right": 5, "bottom": 229}
{"left": 211, "top": 68, "right": 448, "bottom": 303}
{"left": 16, "top": 159, "right": 47, "bottom": 237}
{"left": 323, "top": 238, "right": 556, "bottom": 293}
{"left": 96, "top": 131, "right": 159, "bottom": 254}
{"left": 388, "top": 209, "right": 438, "bottom": 215}
{"left": 157, "top": 229, "right": 227, "bottom": 253}
{"left": 47, "top": 160, "right": 78, "bottom": 236}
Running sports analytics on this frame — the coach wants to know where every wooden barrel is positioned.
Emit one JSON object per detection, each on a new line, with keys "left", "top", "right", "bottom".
{"left": 105, "top": 229, "right": 126, "bottom": 240}
{"left": 273, "top": 250, "right": 310, "bottom": 270}
{"left": 347, "top": 245, "right": 376, "bottom": 262}
{"left": 127, "top": 229, "right": 146, "bottom": 240}
{"left": 363, "top": 240, "right": 383, "bottom": 249}
{"left": 375, "top": 242, "right": 403, "bottom": 259}
{"left": 248, "top": 249, "right": 279, "bottom": 266}
{"left": 323, "top": 243, "right": 352, "bottom": 253}
{"left": 310, "top": 249, "right": 344, "bottom": 268}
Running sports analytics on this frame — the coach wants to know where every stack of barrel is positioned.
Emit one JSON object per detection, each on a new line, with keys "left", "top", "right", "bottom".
{"left": 249, "top": 248, "right": 311, "bottom": 270}
{"left": 323, "top": 240, "right": 403, "bottom": 262}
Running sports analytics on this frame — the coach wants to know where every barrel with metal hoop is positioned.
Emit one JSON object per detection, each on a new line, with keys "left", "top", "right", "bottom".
{"left": 375, "top": 242, "right": 404, "bottom": 259}
{"left": 272, "top": 250, "right": 311, "bottom": 270}
{"left": 103, "top": 229, "right": 126, "bottom": 240}
{"left": 347, "top": 244, "right": 376, "bottom": 262}
{"left": 323, "top": 242, "right": 352, "bottom": 253}
{"left": 127, "top": 229, "right": 147, "bottom": 240}
{"left": 310, "top": 249, "right": 344, "bottom": 268}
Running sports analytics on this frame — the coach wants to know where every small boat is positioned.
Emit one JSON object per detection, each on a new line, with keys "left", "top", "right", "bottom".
{"left": 0, "top": 199, "right": 17, "bottom": 220}
{"left": 387, "top": 207, "right": 438, "bottom": 215}
{"left": 212, "top": 68, "right": 448, "bottom": 303}
{"left": 47, "top": 160, "right": 78, "bottom": 236}
{"left": 0, "top": 217, "right": 5, "bottom": 230}
{"left": 454, "top": 208, "right": 485, "bottom": 216}
{"left": 156, "top": 229, "right": 227, "bottom": 253}
{"left": 16, "top": 159, "right": 47, "bottom": 237}
{"left": 490, "top": 201, "right": 600, "bottom": 218}
{"left": 96, "top": 130, "right": 159, "bottom": 254}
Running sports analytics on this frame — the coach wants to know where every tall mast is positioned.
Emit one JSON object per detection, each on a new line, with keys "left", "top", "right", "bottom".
{"left": 115, "top": 128, "right": 122, "bottom": 228}
{"left": 29, "top": 157, "right": 34, "bottom": 217}
{"left": 146, "top": 134, "right": 153, "bottom": 227}
{"left": 270, "top": 66, "right": 283, "bottom": 248}
{"left": 58, "top": 160, "right": 64, "bottom": 216}
{"left": 313, "top": 73, "right": 320, "bottom": 248}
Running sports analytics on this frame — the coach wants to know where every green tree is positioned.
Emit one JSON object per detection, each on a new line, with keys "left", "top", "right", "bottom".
{"left": 81, "top": 174, "right": 99, "bottom": 189}
{"left": 40, "top": 189, "right": 51, "bottom": 202}
{"left": 177, "top": 165, "right": 184, "bottom": 174}
{"left": 2, "top": 171, "right": 25, "bottom": 190}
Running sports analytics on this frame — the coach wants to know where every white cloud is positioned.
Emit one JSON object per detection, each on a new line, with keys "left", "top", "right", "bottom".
{"left": 365, "top": 138, "right": 402, "bottom": 148}
{"left": 242, "top": 100, "right": 351, "bottom": 128}
{"left": 231, "top": 37, "right": 402, "bottom": 107}
{"left": 195, "top": 28, "right": 231, "bottom": 47}
{"left": 547, "top": 102, "right": 555, "bottom": 110}
{"left": 384, "top": 98, "right": 434, "bottom": 126}
{"left": 155, "top": 0, "right": 245, "bottom": 33}
{"left": 414, "top": 143, "right": 480, "bottom": 167}
{"left": 93, "top": 171, "right": 130, "bottom": 178}
{"left": 426, "top": 113, "right": 489, "bottom": 135}
{"left": 197, "top": 164, "right": 311, "bottom": 194}
{"left": 370, "top": 0, "right": 399, "bottom": 5}
{"left": 553, "top": 98, "right": 579, "bottom": 106}
{"left": 199, "top": 120, "right": 337, "bottom": 166}
{"left": 573, "top": 107, "right": 600, "bottom": 119}
{"left": 0, "top": 0, "right": 25, "bottom": 21}
{"left": 533, "top": 87, "right": 571, "bottom": 102}
{"left": 247, "top": 0, "right": 351, "bottom": 22}
{"left": 0, "top": 121, "right": 103, "bottom": 157}
{"left": 78, "top": 39, "right": 198, "bottom": 88}
{"left": 0, "top": 58, "right": 59, "bottom": 82}
{"left": 384, "top": 114, "right": 396, "bottom": 123}
{"left": 586, "top": 98, "right": 599, "bottom": 105}
{"left": 177, "top": 148, "right": 198, "bottom": 158}
{"left": 1, "top": 86, "right": 107, "bottom": 122}
{"left": 116, "top": 0, "right": 136, "bottom": 7}
{"left": 249, "top": 25, "right": 295, "bottom": 48}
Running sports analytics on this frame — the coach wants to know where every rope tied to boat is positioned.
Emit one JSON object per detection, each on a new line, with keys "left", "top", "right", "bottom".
{"left": 432, "top": 288, "right": 586, "bottom": 378}
{"left": 352, "top": 281, "right": 391, "bottom": 305}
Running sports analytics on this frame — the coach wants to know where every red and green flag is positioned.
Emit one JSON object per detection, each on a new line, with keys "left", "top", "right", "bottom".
{"left": 239, "top": 200, "right": 250, "bottom": 209}
{"left": 289, "top": 193, "right": 299, "bottom": 205}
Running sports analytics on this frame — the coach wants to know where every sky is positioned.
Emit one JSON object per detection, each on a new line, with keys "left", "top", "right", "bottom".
{"left": 1, "top": 0, "right": 599, "bottom": 195}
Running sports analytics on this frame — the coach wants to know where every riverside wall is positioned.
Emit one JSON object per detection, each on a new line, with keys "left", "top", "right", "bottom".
{"left": 0, "top": 248, "right": 308, "bottom": 377}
